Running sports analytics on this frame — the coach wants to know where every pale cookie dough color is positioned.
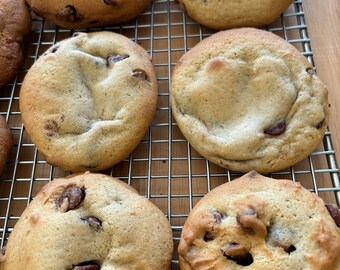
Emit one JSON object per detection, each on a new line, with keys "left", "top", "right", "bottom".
{"left": 0, "top": 0, "right": 31, "bottom": 86}
{"left": 178, "top": 0, "right": 293, "bottom": 30}
{"left": 178, "top": 171, "right": 340, "bottom": 270}
{"left": 171, "top": 28, "right": 329, "bottom": 173}
{"left": 26, "top": 0, "right": 150, "bottom": 29}
{"left": 0, "top": 172, "right": 173, "bottom": 270}
{"left": 20, "top": 31, "right": 158, "bottom": 172}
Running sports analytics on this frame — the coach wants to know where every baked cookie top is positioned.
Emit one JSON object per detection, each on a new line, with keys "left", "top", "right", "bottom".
{"left": 20, "top": 31, "right": 158, "bottom": 172}
{"left": 171, "top": 28, "right": 329, "bottom": 174}
{"left": 178, "top": 171, "right": 340, "bottom": 270}
{"left": 26, "top": 0, "right": 150, "bottom": 29}
{"left": 0, "top": 0, "right": 31, "bottom": 86}
{"left": 0, "top": 172, "right": 173, "bottom": 270}
{"left": 179, "top": 0, "right": 293, "bottom": 30}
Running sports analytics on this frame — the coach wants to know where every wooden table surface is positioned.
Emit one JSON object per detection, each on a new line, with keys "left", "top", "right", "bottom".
{"left": 304, "top": 0, "right": 340, "bottom": 164}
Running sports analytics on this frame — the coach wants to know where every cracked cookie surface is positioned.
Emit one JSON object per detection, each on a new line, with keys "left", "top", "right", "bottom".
{"left": 171, "top": 28, "right": 329, "bottom": 173}
{"left": 26, "top": 0, "right": 150, "bottom": 29}
{"left": 20, "top": 31, "right": 158, "bottom": 172}
{"left": 178, "top": 171, "right": 340, "bottom": 270}
{"left": 0, "top": 172, "right": 173, "bottom": 270}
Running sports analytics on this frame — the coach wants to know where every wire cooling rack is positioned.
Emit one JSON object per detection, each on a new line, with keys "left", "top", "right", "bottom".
{"left": 0, "top": 0, "right": 339, "bottom": 268}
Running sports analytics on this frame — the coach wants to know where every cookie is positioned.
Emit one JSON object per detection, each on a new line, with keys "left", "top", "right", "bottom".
{"left": 179, "top": 0, "right": 293, "bottom": 30}
{"left": 26, "top": 0, "right": 150, "bottom": 29}
{"left": 0, "top": 0, "right": 31, "bottom": 86}
{"left": 178, "top": 171, "right": 340, "bottom": 270}
{"left": 20, "top": 31, "right": 158, "bottom": 172}
{"left": 171, "top": 28, "right": 329, "bottom": 174}
{"left": 0, "top": 115, "right": 12, "bottom": 175}
{"left": 0, "top": 172, "right": 173, "bottom": 269}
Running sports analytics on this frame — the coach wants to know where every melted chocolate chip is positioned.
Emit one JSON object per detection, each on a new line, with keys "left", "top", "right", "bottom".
{"left": 73, "top": 261, "right": 100, "bottom": 270}
{"left": 81, "top": 216, "right": 102, "bottom": 231}
{"left": 203, "top": 231, "right": 215, "bottom": 242}
{"left": 56, "top": 186, "right": 85, "bottom": 212}
{"left": 58, "top": 5, "right": 78, "bottom": 22}
{"left": 107, "top": 55, "right": 130, "bottom": 67}
{"left": 284, "top": 245, "right": 296, "bottom": 254}
{"left": 222, "top": 244, "right": 253, "bottom": 266}
{"left": 103, "top": 0, "right": 120, "bottom": 6}
{"left": 132, "top": 69, "right": 150, "bottom": 82}
{"left": 316, "top": 118, "right": 325, "bottom": 129}
{"left": 213, "top": 211, "right": 222, "bottom": 224}
{"left": 325, "top": 204, "right": 340, "bottom": 227}
{"left": 51, "top": 45, "right": 59, "bottom": 53}
{"left": 264, "top": 121, "right": 286, "bottom": 136}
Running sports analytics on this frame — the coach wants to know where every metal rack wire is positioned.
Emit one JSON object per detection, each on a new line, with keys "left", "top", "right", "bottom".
{"left": 0, "top": 0, "right": 339, "bottom": 268}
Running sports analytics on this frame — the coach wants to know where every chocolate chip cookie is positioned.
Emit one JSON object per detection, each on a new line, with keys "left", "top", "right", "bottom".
{"left": 0, "top": 172, "right": 173, "bottom": 269}
{"left": 26, "top": 0, "right": 150, "bottom": 29}
{"left": 179, "top": 0, "right": 293, "bottom": 30}
{"left": 178, "top": 171, "right": 340, "bottom": 270}
{"left": 20, "top": 31, "right": 158, "bottom": 172}
{"left": 171, "top": 28, "right": 329, "bottom": 173}
{"left": 0, "top": 115, "right": 12, "bottom": 175}
{"left": 0, "top": 0, "right": 31, "bottom": 86}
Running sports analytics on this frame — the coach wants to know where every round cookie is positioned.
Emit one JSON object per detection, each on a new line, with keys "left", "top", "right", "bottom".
{"left": 171, "top": 28, "right": 329, "bottom": 174}
{"left": 0, "top": 115, "right": 12, "bottom": 175}
{"left": 0, "top": 0, "right": 31, "bottom": 86}
{"left": 0, "top": 172, "right": 173, "bottom": 269}
{"left": 26, "top": 0, "right": 150, "bottom": 29}
{"left": 20, "top": 31, "right": 158, "bottom": 172}
{"left": 178, "top": 171, "right": 340, "bottom": 270}
{"left": 178, "top": 0, "right": 293, "bottom": 30}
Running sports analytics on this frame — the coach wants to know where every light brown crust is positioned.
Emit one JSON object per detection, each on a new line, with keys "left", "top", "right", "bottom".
{"left": 26, "top": 0, "right": 150, "bottom": 29}
{"left": 0, "top": 172, "right": 173, "bottom": 269}
{"left": 0, "top": 115, "right": 12, "bottom": 175}
{"left": 178, "top": 171, "right": 340, "bottom": 269}
{"left": 0, "top": 0, "right": 31, "bottom": 86}
{"left": 20, "top": 31, "right": 158, "bottom": 172}
{"left": 179, "top": 0, "right": 293, "bottom": 30}
{"left": 171, "top": 28, "right": 329, "bottom": 173}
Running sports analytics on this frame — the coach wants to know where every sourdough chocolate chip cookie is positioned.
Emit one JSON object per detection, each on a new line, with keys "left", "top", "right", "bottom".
{"left": 26, "top": 0, "right": 150, "bottom": 29}
{"left": 20, "top": 31, "right": 158, "bottom": 172}
{"left": 178, "top": 0, "right": 293, "bottom": 30}
{"left": 0, "top": 0, "right": 31, "bottom": 86}
{"left": 0, "top": 172, "right": 173, "bottom": 269}
{"left": 0, "top": 115, "right": 12, "bottom": 175}
{"left": 178, "top": 171, "right": 340, "bottom": 270}
{"left": 171, "top": 28, "right": 329, "bottom": 173}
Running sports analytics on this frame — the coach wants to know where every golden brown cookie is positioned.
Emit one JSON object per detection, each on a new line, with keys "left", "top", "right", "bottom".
{"left": 0, "top": 172, "right": 173, "bottom": 270}
{"left": 179, "top": 0, "right": 293, "bottom": 30}
{"left": 178, "top": 171, "right": 340, "bottom": 270}
{"left": 171, "top": 28, "right": 329, "bottom": 173}
{"left": 0, "top": 0, "right": 31, "bottom": 86}
{"left": 0, "top": 115, "right": 12, "bottom": 175}
{"left": 20, "top": 31, "right": 158, "bottom": 172}
{"left": 26, "top": 0, "right": 150, "bottom": 29}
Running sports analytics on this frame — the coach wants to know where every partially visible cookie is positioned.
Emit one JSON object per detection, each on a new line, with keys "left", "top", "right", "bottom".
{"left": 178, "top": 171, "right": 340, "bottom": 270}
{"left": 179, "top": 0, "right": 293, "bottom": 30}
{"left": 20, "top": 31, "right": 158, "bottom": 172}
{"left": 171, "top": 28, "right": 329, "bottom": 173}
{"left": 26, "top": 0, "right": 150, "bottom": 29}
{"left": 0, "top": 172, "right": 173, "bottom": 269}
{"left": 0, "top": 115, "right": 12, "bottom": 175}
{"left": 0, "top": 0, "right": 31, "bottom": 86}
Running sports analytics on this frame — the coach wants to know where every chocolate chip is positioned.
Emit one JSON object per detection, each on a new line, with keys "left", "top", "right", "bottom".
{"left": 222, "top": 243, "right": 253, "bottom": 266}
{"left": 213, "top": 211, "right": 222, "bottom": 224}
{"left": 107, "top": 55, "right": 130, "bottom": 67}
{"left": 325, "top": 204, "right": 340, "bottom": 227}
{"left": 51, "top": 45, "right": 59, "bottom": 53}
{"left": 306, "top": 67, "right": 315, "bottom": 75}
{"left": 203, "top": 231, "right": 215, "bottom": 242}
{"left": 58, "top": 5, "right": 78, "bottom": 22}
{"left": 132, "top": 69, "right": 150, "bottom": 82}
{"left": 56, "top": 186, "right": 85, "bottom": 212}
{"left": 103, "top": 0, "right": 120, "bottom": 6}
{"left": 73, "top": 261, "right": 100, "bottom": 270}
{"left": 284, "top": 245, "right": 296, "bottom": 254}
{"left": 316, "top": 118, "right": 325, "bottom": 129}
{"left": 81, "top": 216, "right": 102, "bottom": 231}
{"left": 264, "top": 121, "right": 286, "bottom": 136}
{"left": 73, "top": 32, "right": 80, "bottom": 37}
